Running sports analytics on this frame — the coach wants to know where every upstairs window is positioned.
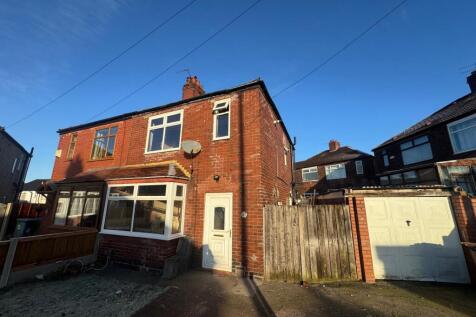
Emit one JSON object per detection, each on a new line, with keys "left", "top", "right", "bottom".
{"left": 448, "top": 113, "right": 476, "bottom": 154}
{"left": 325, "top": 163, "right": 346, "bottom": 180}
{"left": 400, "top": 135, "right": 432, "bottom": 165}
{"left": 91, "top": 126, "right": 117, "bottom": 160}
{"left": 146, "top": 110, "right": 183, "bottom": 153}
{"left": 381, "top": 150, "right": 389, "bottom": 167}
{"left": 213, "top": 99, "right": 230, "bottom": 140}
{"left": 355, "top": 160, "right": 364, "bottom": 175}
{"left": 67, "top": 134, "right": 77, "bottom": 160}
{"left": 302, "top": 166, "right": 318, "bottom": 182}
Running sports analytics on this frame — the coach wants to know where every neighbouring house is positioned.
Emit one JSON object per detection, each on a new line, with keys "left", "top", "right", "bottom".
{"left": 19, "top": 179, "right": 50, "bottom": 204}
{"left": 373, "top": 71, "right": 476, "bottom": 193}
{"left": 0, "top": 127, "right": 33, "bottom": 203}
{"left": 294, "top": 140, "right": 375, "bottom": 200}
{"left": 45, "top": 77, "right": 293, "bottom": 276}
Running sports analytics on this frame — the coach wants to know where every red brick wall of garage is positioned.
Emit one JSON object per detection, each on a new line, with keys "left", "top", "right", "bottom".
{"left": 50, "top": 85, "right": 293, "bottom": 276}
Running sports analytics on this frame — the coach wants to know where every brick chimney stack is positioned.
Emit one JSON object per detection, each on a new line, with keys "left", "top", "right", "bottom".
{"left": 329, "top": 140, "right": 340, "bottom": 152}
{"left": 467, "top": 70, "right": 476, "bottom": 93}
{"left": 182, "top": 76, "right": 205, "bottom": 100}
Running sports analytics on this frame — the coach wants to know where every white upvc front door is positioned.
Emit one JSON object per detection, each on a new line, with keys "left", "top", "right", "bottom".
{"left": 202, "top": 193, "right": 233, "bottom": 272}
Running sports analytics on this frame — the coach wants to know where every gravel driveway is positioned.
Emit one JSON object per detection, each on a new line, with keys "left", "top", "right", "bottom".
{"left": 0, "top": 266, "right": 166, "bottom": 317}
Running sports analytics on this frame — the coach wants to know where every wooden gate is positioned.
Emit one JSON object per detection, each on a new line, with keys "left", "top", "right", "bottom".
{"left": 264, "top": 205, "right": 357, "bottom": 282}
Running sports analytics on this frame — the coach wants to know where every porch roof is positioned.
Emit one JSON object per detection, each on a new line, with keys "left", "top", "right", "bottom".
{"left": 55, "top": 163, "right": 189, "bottom": 184}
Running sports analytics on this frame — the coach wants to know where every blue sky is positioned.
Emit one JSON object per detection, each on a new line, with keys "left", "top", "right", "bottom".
{"left": 1, "top": 0, "right": 476, "bottom": 181}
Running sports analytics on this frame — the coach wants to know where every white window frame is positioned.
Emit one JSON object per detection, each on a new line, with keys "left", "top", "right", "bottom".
{"left": 101, "top": 182, "right": 186, "bottom": 240}
{"left": 212, "top": 99, "right": 231, "bottom": 141}
{"left": 355, "top": 160, "right": 364, "bottom": 175}
{"left": 145, "top": 109, "right": 184, "bottom": 154}
{"left": 325, "top": 163, "right": 347, "bottom": 180}
{"left": 301, "top": 166, "right": 318, "bottom": 182}
{"left": 11, "top": 158, "right": 17, "bottom": 174}
{"left": 447, "top": 113, "right": 476, "bottom": 154}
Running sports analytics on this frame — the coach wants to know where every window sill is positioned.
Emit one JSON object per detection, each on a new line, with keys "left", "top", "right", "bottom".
{"left": 144, "top": 147, "right": 181, "bottom": 155}
{"left": 213, "top": 136, "right": 230, "bottom": 141}
{"left": 452, "top": 147, "right": 476, "bottom": 155}
{"left": 100, "top": 229, "right": 184, "bottom": 240}
{"left": 88, "top": 157, "right": 115, "bottom": 162}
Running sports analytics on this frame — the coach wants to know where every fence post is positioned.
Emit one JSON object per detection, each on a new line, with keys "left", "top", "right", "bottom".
{"left": 0, "top": 237, "right": 18, "bottom": 288}
{"left": 0, "top": 203, "right": 13, "bottom": 241}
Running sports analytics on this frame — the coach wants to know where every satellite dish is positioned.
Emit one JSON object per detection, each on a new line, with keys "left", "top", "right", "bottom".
{"left": 182, "top": 140, "right": 202, "bottom": 155}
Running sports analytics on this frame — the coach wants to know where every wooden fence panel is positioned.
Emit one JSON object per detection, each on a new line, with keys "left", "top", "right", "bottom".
{"left": 264, "top": 204, "right": 357, "bottom": 282}
{"left": 11, "top": 229, "right": 97, "bottom": 271}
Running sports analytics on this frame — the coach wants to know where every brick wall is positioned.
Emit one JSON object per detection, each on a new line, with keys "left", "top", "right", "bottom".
{"left": 346, "top": 196, "right": 375, "bottom": 283}
{"left": 450, "top": 195, "right": 476, "bottom": 282}
{"left": 98, "top": 234, "right": 178, "bottom": 268}
{"left": 50, "top": 84, "right": 292, "bottom": 275}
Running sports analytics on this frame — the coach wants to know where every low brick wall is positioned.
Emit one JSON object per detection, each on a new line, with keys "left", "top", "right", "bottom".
{"left": 98, "top": 234, "right": 178, "bottom": 269}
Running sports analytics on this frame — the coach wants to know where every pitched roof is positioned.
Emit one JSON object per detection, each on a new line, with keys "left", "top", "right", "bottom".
{"left": 57, "top": 79, "right": 293, "bottom": 147}
{"left": 374, "top": 92, "right": 476, "bottom": 150}
{"left": 0, "top": 127, "right": 31, "bottom": 155}
{"left": 55, "top": 164, "right": 189, "bottom": 184}
{"left": 22, "top": 179, "right": 50, "bottom": 191}
{"left": 295, "top": 146, "right": 372, "bottom": 169}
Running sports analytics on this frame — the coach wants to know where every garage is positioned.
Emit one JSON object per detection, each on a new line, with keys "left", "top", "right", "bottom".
{"left": 365, "top": 196, "right": 470, "bottom": 283}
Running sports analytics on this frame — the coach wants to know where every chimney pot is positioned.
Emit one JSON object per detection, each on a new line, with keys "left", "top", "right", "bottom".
{"left": 467, "top": 70, "right": 476, "bottom": 93}
{"left": 182, "top": 76, "right": 205, "bottom": 100}
{"left": 329, "top": 140, "right": 340, "bottom": 152}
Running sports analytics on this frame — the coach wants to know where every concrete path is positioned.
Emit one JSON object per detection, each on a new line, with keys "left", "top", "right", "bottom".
{"left": 134, "top": 270, "right": 268, "bottom": 317}
{"left": 135, "top": 270, "right": 476, "bottom": 317}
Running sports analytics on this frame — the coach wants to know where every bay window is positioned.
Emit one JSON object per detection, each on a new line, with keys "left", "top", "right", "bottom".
{"left": 146, "top": 110, "right": 183, "bottom": 153}
{"left": 400, "top": 135, "right": 433, "bottom": 165}
{"left": 102, "top": 183, "right": 186, "bottom": 239}
{"left": 448, "top": 113, "right": 476, "bottom": 154}
{"left": 325, "top": 163, "right": 346, "bottom": 180}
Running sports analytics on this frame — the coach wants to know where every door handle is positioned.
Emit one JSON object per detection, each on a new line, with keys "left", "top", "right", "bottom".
{"left": 406, "top": 220, "right": 411, "bottom": 226}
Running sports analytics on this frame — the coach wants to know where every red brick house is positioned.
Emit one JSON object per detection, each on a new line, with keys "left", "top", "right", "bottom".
{"left": 47, "top": 77, "right": 293, "bottom": 276}
{"left": 294, "top": 140, "right": 375, "bottom": 200}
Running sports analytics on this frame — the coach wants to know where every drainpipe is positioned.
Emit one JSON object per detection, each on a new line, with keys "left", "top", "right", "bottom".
{"left": 14, "top": 147, "right": 34, "bottom": 203}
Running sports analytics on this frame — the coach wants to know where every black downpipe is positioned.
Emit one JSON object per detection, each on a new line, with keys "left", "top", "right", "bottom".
{"left": 14, "top": 147, "right": 34, "bottom": 202}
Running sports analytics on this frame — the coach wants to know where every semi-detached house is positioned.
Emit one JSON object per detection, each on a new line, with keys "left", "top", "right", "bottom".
{"left": 47, "top": 77, "right": 293, "bottom": 276}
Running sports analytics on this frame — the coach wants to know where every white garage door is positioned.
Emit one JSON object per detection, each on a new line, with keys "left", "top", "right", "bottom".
{"left": 365, "top": 197, "right": 469, "bottom": 283}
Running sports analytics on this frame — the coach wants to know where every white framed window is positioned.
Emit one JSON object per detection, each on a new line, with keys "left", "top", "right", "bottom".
{"left": 302, "top": 166, "right": 318, "bottom": 182}
{"left": 355, "top": 160, "right": 364, "bottom": 175}
{"left": 400, "top": 135, "right": 432, "bottom": 165}
{"left": 145, "top": 110, "right": 183, "bottom": 153}
{"left": 325, "top": 163, "right": 346, "bottom": 180}
{"left": 448, "top": 113, "right": 476, "bottom": 154}
{"left": 212, "top": 99, "right": 230, "bottom": 140}
{"left": 101, "top": 182, "right": 186, "bottom": 240}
